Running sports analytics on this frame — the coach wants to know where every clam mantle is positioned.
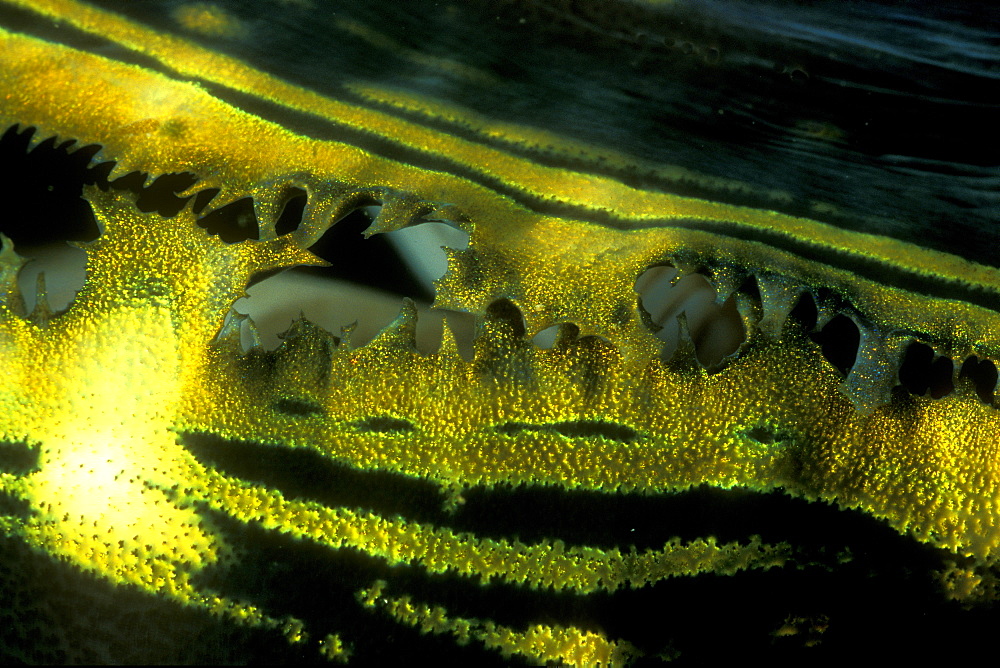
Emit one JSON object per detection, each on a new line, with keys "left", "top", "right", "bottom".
{"left": 1, "top": 0, "right": 999, "bottom": 663}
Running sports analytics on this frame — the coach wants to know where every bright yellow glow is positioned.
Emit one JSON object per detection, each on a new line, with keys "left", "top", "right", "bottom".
{"left": 26, "top": 306, "right": 216, "bottom": 578}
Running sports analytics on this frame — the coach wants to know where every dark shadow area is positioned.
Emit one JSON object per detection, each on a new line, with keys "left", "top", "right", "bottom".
{"left": 189, "top": 484, "right": 983, "bottom": 665}
{"left": 353, "top": 416, "right": 417, "bottom": 434}
{"left": 787, "top": 291, "right": 818, "bottom": 332}
{"left": 812, "top": 314, "right": 860, "bottom": 377}
{"left": 302, "top": 207, "right": 431, "bottom": 301}
{"left": 483, "top": 298, "right": 527, "bottom": 340}
{"left": 180, "top": 429, "right": 943, "bottom": 559}
{"left": 744, "top": 424, "right": 793, "bottom": 446}
{"left": 197, "top": 197, "right": 259, "bottom": 243}
{"left": 495, "top": 420, "right": 639, "bottom": 444}
{"left": 0, "top": 124, "right": 204, "bottom": 247}
{"left": 0, "top": 441, "right": 39, "bottom": 476}
{"left": 0, "top": 425, "right": 991, "bottom": 663}
{"left": 275, "top": 188, "right": 307, "bottom": 236}
{"left": 929, "top": 356, "right": 956, "bottom": 399}
{"left": 271, "top": 397, "right": 324, "bottom": 417}
{"left": 134, "top": 172, "right": 199, "bottom": 217}
{"left": 0, "top": 125, "right": 102, "bottom": 247}
{"left": 180, "top": 432, "right": 447, "bottom": 523}
{"left": 737, "top": 273, "right": 762, "bottom": 304}
{"left": 196, "top": 510, "right": 522, "bottom": 666}
{"left": 899, "top": 341, "right": 955, "bottom": 399}
{"left": 452, "top": 483, "right": 908, "bottom": 554}
{"left": 0, "top": 489, "right": 32, "bottom": 520}
{"left": 191, "top": 187, "right": 219, "bottom": 214}
{"left": 960, "top": 355, "right": 997, "bottom": 405}
{"left": 0, "top": 532, "right": 302, "bottom": 664}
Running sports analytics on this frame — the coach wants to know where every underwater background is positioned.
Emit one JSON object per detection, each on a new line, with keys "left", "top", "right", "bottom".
{"left": 0, "top": 0, "right": 998, "bottom": 663}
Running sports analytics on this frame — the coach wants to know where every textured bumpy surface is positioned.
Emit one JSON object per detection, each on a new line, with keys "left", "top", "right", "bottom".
{"left": 0, "top": 0, "right": 999, "bottom": 663}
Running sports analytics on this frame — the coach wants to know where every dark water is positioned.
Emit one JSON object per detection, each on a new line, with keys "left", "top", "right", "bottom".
{"left": 85, "top": 0, "right": 1000, "bottom": 266}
